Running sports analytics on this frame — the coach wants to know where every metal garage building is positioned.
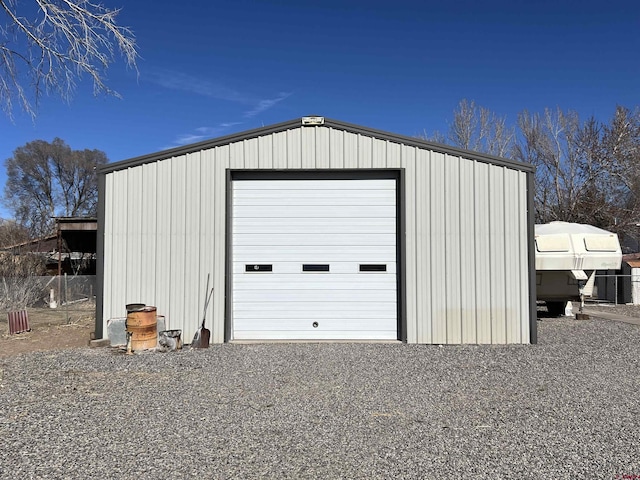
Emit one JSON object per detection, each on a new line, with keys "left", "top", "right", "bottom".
{"left": 96, "top": 116, "right": 536, "bottom": 345}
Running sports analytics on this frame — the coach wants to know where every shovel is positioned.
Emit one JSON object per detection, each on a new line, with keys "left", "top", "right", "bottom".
{"left": 191, "top": 275, "right": 213, "bottom": 348}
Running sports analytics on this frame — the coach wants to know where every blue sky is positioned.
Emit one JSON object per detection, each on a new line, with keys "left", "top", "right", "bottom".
{"left": 1, "top": 0, "right": 638, "bottom": 219}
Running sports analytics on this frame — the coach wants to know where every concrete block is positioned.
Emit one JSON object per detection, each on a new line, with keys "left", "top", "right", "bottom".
{"left": 89, "top": 338, "right": 111, "bottom": 348}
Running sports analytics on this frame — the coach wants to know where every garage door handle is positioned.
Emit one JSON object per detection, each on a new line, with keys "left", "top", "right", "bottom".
{"left": 360, "top": 264, "right": 387, "bottom": 272}
{"left": 245, "top": 264, "right": 272, "bottom": 272}
{"left": 302, "top": 264, "right": 330, "bottom": 272}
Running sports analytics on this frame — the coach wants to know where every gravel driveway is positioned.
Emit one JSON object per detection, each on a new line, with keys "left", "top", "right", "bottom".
{"left": 1, "top": 316, "right": 639, "bottom": 479}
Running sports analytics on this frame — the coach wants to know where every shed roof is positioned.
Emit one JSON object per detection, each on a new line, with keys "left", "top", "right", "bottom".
{"left": 98, "top": 116, "right": 535, "bottom": 175}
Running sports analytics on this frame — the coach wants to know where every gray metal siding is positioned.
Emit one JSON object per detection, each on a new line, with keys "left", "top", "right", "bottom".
{"left": 101, "top": 123, "right": 531, "bottom": 344}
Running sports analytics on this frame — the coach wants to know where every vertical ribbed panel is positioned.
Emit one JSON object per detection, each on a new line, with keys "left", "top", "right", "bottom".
{"left": 155, "top": 159, "right": 172, "bottom": 329}
{"left": 111, "top": 170, "right": 128, "bottom": 320}
{"left": 230, "top": 141, "right": 244, "bottom": 168}
{"left": 402, "top": 145, "right": 416, "bottom": 343}
{"left": 301, "top": 127, "right": 315, "bottom": 168}
{"left": 372, "top": 138, "right": 386, "bottom": 169}
{"left": 489, "top": 166, "right": 506, "bottom": 343}
{"left": 273, "top": 131, "right": 288, "bottom": 169}
{"left": 385, "top": 142, "right": 401, "bottom": 168}
{"left": 460, "top": 160, "right": 477, "bottom": 344}
{"left": 103, "top": 124, "right": 531, "bottom": 345}
{"left": 258, "top": 135, "right": 273, "bottom": 169}
{"left": 415, "top": 148, "right": 431, "bottom": 344}
{"left": 358, "top": 135, "right": 373, "bottom": 168}
{"left": 504, "top": 168, "right": 519, "bottom": 343}
{"left": 126, "top": 166, "right": 142, "bottom": 304}
{"left": 329, "top": 129, "right": 344, "bottom": 168}
{"left": 169, "top": 155, "right": 186, "bottom": 333}
{"left": 287, "top": 129, "right": 302, "bottom": 169}
{"left": 244, "top": 138, "right": 259, "bottom": 169}
{"left": 344, "top": 132, "right": 358, "bottom": 168}
{"left": 200, "top": 149, "right": 216, "bottom": 339}
{"left": 519, "top": 173, "right": 530, "bottom": 343}
{"left": 474, "top": 162, "right": 492, "bottom": 343}
{"left": 213, "top": 146, "right": 228, "bottom": 343}
{"left": 103, "top": 173, "right": 113, "bottom": 322}
{"left": 430, "top": 151, "right": 446, "bottom": 344}
{"left": 140, "top": 163, "right": 157, "bottom": 311}
{"left": 182, "top": 153, "right": 201, "bottom": 335}
{"left": 8, "top": 310, "right": 30, "bottom": 334}
{"left": 444, "top": 155, "right": 461, "bottom": 344}
{"left": 316, "top": 127, "right": 330, "bottom": 169}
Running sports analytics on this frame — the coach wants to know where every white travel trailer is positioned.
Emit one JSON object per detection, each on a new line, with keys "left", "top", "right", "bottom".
{"left": 535, "top": 222, "right": 622, "bottom": 315}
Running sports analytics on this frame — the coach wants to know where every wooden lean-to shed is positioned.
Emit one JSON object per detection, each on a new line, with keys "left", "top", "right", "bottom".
{"left": 96, "top": 116, "right": 537, "bottom": 345}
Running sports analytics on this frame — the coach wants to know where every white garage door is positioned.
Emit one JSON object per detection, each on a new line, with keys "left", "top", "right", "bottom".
{"left": 232, "top": 178, "right": 398, "bottom": 340}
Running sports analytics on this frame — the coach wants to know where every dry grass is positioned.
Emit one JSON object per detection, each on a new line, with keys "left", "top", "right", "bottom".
{"left": 0, "top": 301, "right": 95, "bottom": 357}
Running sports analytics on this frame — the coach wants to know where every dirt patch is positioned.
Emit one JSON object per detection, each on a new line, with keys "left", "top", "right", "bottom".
{"left": 2, "top": 301, "right": 637, "bottom": 358}
{"left": 0, "top": 302, "right": 95, "bottom": 358}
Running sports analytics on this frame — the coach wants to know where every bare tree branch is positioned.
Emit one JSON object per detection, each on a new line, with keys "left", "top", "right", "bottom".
{"left": 0, "top": 0, "right": 138, "bottom": 119}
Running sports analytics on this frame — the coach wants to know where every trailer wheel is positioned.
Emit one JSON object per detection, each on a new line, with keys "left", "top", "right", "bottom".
{"left": 546, "top": 301, "right": 566, "bottom": 317}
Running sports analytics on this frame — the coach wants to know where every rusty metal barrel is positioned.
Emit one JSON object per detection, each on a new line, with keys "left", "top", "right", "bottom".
{"left": 125, "top": 304, "right": 157, "bottom": 351}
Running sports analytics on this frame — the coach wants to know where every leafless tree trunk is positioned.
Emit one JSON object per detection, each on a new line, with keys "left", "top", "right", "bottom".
{"left": 0, "top": 0, "right": 138, "bottom": 119}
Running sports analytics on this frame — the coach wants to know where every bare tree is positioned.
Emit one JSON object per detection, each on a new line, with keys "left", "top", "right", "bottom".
{"left": 514, "top": 107, "right": 584, "bottom": 223}
{"left": 514, "top": 106, "right": 640, "bottom": 242}
{"left": 423, "top": 101, "right": 640, "bottom": 246}
{"left": 0, "top": 217, "right": 29, "bottom": 247}
{"left": 0, "top": 251, "right": 46, "bottom": 311}
{"left": 420, "top": 99, "right": 516, "bottom": 158}
{"left": 0, "top": 0, "right": 138, "bottom": 119}
{"left": 3, "top": 138, "right": 107, "bottom": 236}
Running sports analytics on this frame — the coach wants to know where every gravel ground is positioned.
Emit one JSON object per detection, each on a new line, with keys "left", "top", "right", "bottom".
{"left": 1, "top": 317, "right": 639, "bottom": 479}
{"left": 584, "top": 302, "right": 640, "bottom": 319}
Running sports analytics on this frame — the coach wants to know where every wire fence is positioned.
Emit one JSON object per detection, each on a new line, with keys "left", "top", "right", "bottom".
{"left": 1, "top": 275, "right": 96, "bottom": 312}
{"left": 594, "top": 273, "right": 640, "bottom": 305}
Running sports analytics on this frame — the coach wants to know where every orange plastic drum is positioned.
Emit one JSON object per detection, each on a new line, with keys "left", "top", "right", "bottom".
{"left": 126, "top": 306, "right": 157, "bottom": 351}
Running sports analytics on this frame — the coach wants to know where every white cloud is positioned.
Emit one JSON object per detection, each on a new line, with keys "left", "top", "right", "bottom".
{"left": 161, "top": 122, "right": 245, "bottom": 150}
{"left": 144, "top": 68, "right": 292, "bottom": 119}
{"left": 244, "top": 92, "right": 292, "bottom": 118}
{"left": 174, "top": 133, "right": 208, "bottom": 145}
{"left": 144, "top": 68, "right": 247, "bottom": 103}
{"left": 145, "top": 68, "right": 293, "bottom": 149}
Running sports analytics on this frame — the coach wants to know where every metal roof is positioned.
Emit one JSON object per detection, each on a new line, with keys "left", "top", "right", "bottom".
{"left": 98, "top": 116, "right": 535, "bottom": 175}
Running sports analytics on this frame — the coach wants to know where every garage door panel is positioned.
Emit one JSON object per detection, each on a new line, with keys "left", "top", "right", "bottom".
{"left": 233, "top": 233, "right": 397, "bottom": 247}
{"left": 237, "top": 275, "right": 396, "bottom": 288}
{"left": 233, "top": 179, "right": 396, "bottom": 190}
{"left": 234, "top": 205, "right": 396, "bottom": 218}
{"left": 234, "top": 188, "right": 395, "bottom": 199}
{"left": 233, "top": 302, "right": 396, "bottom": 320}
{"left": 235, "top": 330, "right": 397, "bottom": 340}
{"left": 232, "top": 178, "right": 398, "bottom": 341}
{"left": 233, "top": 289, "right": 397, "bottom": 302}
{"left": 233, "top": 246, "right": 396, "bottom": 262}
{"left": 234, "top": 217, "right": 396, "bottom": 233}
{"left": 234, "top": 191, "right": 395, "bottom": 206}
{"left": 233, "top": 262, "right": 397, "bottom": 274}
{"left": 234, "top": 317, "right": 395, "bottom": 331}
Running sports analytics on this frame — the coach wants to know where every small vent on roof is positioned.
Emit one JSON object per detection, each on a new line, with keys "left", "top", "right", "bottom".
{"left": 302, "top": 116, "right": 325, "bottom": 126}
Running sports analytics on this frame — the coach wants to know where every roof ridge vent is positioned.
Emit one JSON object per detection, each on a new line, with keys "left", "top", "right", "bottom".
{"left": 301, "top": 116, "right": 325, "bottom": 125}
